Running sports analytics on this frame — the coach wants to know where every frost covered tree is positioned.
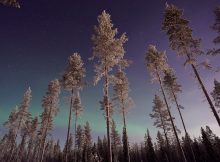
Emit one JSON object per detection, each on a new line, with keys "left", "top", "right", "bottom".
{"left": 82, "top": 121, "right": 92, "bottom": 162}
{"left": 62, "top": 53, "right": 86, "bottom": 162}
{"left": 26, "top": 117, "right": 38, "bottom": 162}
{"left": 156, "top": 131, "right": 169, "bottom": 162}
{"left": 144, "top": 129, "right": 157, "bottom": 162}
{"left": 0, "top": 0, "right": 20, "bottom": 8}
{"left": 6, "top": 87, "right": 32, "bottom": 162}
{"left": 145, "top": 45, "right": 186, "bottom": 162}
{"left": 72, "top": 94, "right": 83, "bottom": 162}
{"left": 163, "top": 69, "right": 196, "bottom": 161}
{"left": 111, "top": 120, "right": 121, "bottom": 162}
{"left": 211, "top": 79, "right": 220, "bottom": 110}
{"left": 76, "top": 125, "right": 83, "bottom": 161}
{"left": 2, "top": 106, "right": 19, "bottom": 159}
{"left": 113, "top": 68, "right": 132, "bottom": 162}
{"left": 162, "top": 3, "right": 220, "bottom": 127}
{"left": 38, "top": 79, "right": 60, "bottom": 162}
{"left": 91, "top": 10, "right": 127, "bottom": 162}
{"left": 208, "top": 6, "right": 220, "bottom": 55}
{"left": 150, "top": 95, "right": 172, "bottom": 151}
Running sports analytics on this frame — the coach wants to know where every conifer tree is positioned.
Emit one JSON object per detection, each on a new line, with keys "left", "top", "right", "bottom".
{"left": 72, "top": 95, "right": 83, "bottom": 162}
{"left": 208, "top": 6, "right": 220, "bottom": 55}
{"left": 162, "top": 3, "right": 220, "bottom": 127}
{"left": 91, "top": 10, "right": 127, "bottom": 162}
{"left": 38, "top": 79, "right": 60, "bottom": 162}
{"left": 156, "top": 131, "right": 169, "bottom": 162}
{"left": 113, "top": 69, "right": 132, "bottom": 162}
{"left": 76, "top": 125, "right": 83, "bottom": 161}
{"left": 145, "top": 45, "right": 187, "bottom": 162}
{"left": 27, "top": 117, "right": 38, "bottom": 162}
{"left": 145, "top": 129, "right": 157, "bottom": 162}
{"left": 111, "top": 120, "right": 121, "bottom": 162}
{"left": 163, "top": 69, "right": 196, "bottom": 162}
{"left": 211, "top": 79, "right": 220, "bottom": 110}
{"left": 201, "top": 127, "right": 218, "bottom": 162}
{"left": 83, "top": 122, "right": 92, "bottom": 162}
{"left": 7, "top": 87, "right": 32, "bottom": 162}
{"left": 62, "top": 53, "right": 86, "bottom": 162}
{"left": 150, "top": 95, "right": 172, "bottom": 149}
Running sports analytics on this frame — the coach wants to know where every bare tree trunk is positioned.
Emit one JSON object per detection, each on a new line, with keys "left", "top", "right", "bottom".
{"left": 65, "top": 88, "right": 74, "bottom": 162}
{"left": 171, "top": 89, "right": 196, "bottom": 162}
{"left": 104, "top": 69, "right": 112, "bottom": 162}
{"left": 187, "top": 54, "right": 220, "bottom": 127}
{"left": 157, "top": 71, "right": 187, "bottom": 162}
{"left": 121, "top": 101, "right": 130, "bottom": 162}
{"left": 74, "top": 91, "right": 79, "bottom": 162}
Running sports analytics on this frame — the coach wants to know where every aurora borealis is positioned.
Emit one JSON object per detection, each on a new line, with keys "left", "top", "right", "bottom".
{"left": 0, "top": 0, "right": 220, "bottom": 147}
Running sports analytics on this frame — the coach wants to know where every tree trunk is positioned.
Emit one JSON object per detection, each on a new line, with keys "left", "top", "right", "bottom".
{"left": 74, "top": 91, "right": 78, "bottom": 162}
{"left": 187, "top": 54, "right": 220, "bottom": 127}
{"left": 39, "top": 100, "right": 54, "bottom": 162}
{"left": 65, "top": 88, "right": 74, "bottom": 162}
{"left": 157, "top": 71, "right": 187, "bottom": 162}
{"left": 171, "top": 89, "right": 196, "bottom": 162}
{"left": 158, "top": 102, "right": 171, "bottom": 162}
{"left": 104, "top": 70, "right": 112, "bottom": 162}
{"left": 122, "top": 101, "right": 130, "bottom": 162}
{"left": 7, "top": 118, "right": 22, "bottom": 162}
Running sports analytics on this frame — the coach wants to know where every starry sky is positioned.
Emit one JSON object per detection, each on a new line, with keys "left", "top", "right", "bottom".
{"left": 0, "top": 0, "right": 220, "bottom": 147}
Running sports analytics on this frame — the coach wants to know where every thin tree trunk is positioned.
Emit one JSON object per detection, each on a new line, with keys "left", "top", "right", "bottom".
{"left": 156, "top": 71, "right": 187, "bottom": 162}
{"left": 74, "top": 93, "right": 78, "bottom": 162}
{"left": 158, "top": 103, "right": 171, "bottom": 162}
{"left": 187, "top": 54, "right": 220, "bottom": 127}
{"left": 39, "top": 100, "right": 54, "bottom": 162}
{"left": 7, "top": 119, "right": 22, "bottom": 162}
{"left": 15, "top": 132, "right": 27, "bottom": 162}
{"left": 104, "top": 69, "right": 112, "bottom": 162}
{"left": 121, "top": 101, "right": 130, "bottom": 162}
{"left": 65, "top": 88, "right": 74, "bottom": 162}
{"left": 171, "top": 89, "right": 196, "bottom": 162}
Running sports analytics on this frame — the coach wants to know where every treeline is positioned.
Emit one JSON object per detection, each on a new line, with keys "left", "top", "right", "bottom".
{"left": 0, "top": 2, "right": 220, "bottom": 162}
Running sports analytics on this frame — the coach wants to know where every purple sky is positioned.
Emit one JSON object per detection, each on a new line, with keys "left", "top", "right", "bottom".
{"left": 0, "top": 0, "right": 220, "bottom": 147}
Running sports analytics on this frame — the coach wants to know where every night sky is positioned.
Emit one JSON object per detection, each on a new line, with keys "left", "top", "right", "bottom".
{"left": 0, "top": 0, "right": 220, "bottom": 146}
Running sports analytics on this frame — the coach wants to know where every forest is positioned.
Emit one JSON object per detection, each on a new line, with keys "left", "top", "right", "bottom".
{"left": 0, "top": 1, "right": 220, "bottom": 162}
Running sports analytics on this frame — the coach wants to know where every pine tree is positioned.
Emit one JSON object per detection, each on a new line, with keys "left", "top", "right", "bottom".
{"left": 7, "top": 87, "right": 32, "bottom": 162}
{"left": 150, "top": 95, "right": 172, "bottom": 149}
{"left": 76, "top": 125, "right": 83, "bottom": 161}
{"left": 201, "top": 127, "right": 218, "bottom": 162}
{"left": 208, "top": 6, "right": 220, "bottom": 55}
{"left": 0, "top": 0, "right": 20, "bottom": 8}
{"left": 38, "top": 79, "right": 61, "bottom": 162}
{"left": 144, "top": 129, "right": 157, "bottom": 162}
{"left": 156, "top": 131, "right": 169, "bottom": 162}
{"left": 2, "top": 106, "right": 19, "bottom": 160}
{"left": 64, "top": 133, "right": 74, "bottom": 161}
{"left": 91, "top": 10, "right": 128, "bottom": 162}
{"left": 62, "top": 53, "right": 86, "bottom": 162}
{"left": 113, "top": 69, "right": 132, "bottom": 162}
{"left": 83, "top": 121, "right": 92, "bottom": 162}
{"left": 72, "top": 94, "right": 83, "bottom": 162}
{"left": 211, "top": 79, "right": 220, "bottom": 110}
{"left": 27, "top": 117, "right": 38, "bottom": 162}
{"left": 163, "top": 69, "right": 196, "bottom": 162}
{"left": 111, "top": 120, "right": 121, "bottom": 162}
{"left": 54, "top": 140, "right": 62, "bottom": 162}
{"left": 162, "top": 3, "right": 220, "bottom": 127}
{"left": 145, "top": 45, "right": 186, "bottom": 162}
